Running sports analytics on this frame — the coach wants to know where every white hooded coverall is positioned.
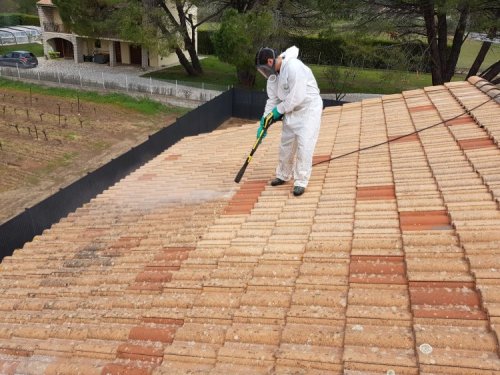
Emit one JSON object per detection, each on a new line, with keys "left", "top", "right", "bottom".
{"left": 263, "top": 46, "right": 323, "bottom": 188}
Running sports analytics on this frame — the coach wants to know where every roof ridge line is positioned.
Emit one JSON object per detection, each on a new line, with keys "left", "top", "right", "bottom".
{"left": 467, "top": 76, "right": 500, "bottom": 104}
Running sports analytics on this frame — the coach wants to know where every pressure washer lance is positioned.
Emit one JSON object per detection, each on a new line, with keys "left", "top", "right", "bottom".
{"left": 234, "top": 111, "right": 276, "bottom": 183}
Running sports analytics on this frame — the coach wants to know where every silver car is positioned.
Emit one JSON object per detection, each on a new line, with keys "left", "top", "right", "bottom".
{"left": 0, "top": 50, "right": 38, "bottom": 68}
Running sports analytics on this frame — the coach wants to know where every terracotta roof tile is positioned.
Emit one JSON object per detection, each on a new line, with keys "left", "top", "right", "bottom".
{"left": 347, "top": 284, "right": 412, "bottom": 321}
{"left": 414, "top": 321, "right": 500, "bottom": 371}
{"left": 276, "top": 344, "right": 343, "bottom": 373}
{"left": 1, "top": 76, "right": 499, "bottom": 372}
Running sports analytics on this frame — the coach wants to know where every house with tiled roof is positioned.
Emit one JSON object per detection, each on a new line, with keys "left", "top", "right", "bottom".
{"left": 0, "top": 76, "right": 499, "bottom": 374}
{"left": 36, "top": 0, "right": 197, "bottom": 69}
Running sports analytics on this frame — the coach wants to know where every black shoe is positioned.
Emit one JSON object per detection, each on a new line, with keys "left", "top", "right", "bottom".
{"left": 271, "top": 178, "right": 286, "bottom": 186}
{"left": 293, "top": 186, "right": 305, "bottom": 196}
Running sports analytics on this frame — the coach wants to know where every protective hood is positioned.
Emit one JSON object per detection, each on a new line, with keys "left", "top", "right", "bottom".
{"left": 280, "top": 46, "right": 299, "bottom": 67}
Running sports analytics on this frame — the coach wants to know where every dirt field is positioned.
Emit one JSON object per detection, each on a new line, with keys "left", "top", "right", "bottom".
{"left": 0, "top": 87, "right": 178, "bottom": 223}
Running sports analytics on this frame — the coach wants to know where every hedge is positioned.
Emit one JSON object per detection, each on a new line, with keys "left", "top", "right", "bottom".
{"left": 291, "top": 36, "right": 431, "bottom": 72}
{"left": 0, "top": 13, "right": 40, "bottom": 27}
{"left": 198, "top": 30, "right": 431, "bottom": 72}
{"left": 198, "top": 30, "right": 215, "bottom": 55}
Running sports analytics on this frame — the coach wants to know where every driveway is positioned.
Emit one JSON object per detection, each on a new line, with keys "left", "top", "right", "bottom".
{"left": 36, "top": 58, "right": 156, "bottom": 77}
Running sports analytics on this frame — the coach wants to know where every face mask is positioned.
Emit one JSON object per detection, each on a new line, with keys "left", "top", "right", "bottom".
{"left": 256, "top": 64, "right": 277, "bottom": 80}
{"left": 255, "top": 47, "right": 278, "bottom": 80}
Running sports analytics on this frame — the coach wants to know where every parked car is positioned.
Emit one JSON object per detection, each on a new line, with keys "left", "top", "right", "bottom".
{"left": 0, "top": 51, "right": 38, "bottom": 68}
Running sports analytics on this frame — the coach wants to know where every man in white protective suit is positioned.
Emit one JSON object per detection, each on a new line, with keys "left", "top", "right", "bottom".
{"left": 255, "top": 46, "right": 323, "bottom": 196}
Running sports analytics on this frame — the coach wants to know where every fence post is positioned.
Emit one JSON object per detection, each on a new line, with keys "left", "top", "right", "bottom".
{"left": 37, "top": 70, "right": 40, "bottom": 81}
{"left": 79, "top": 70, "right": 82, "bottom": 87}
{"left": 125, "top": 75, "right": 128, "bottom": 92}
{"left": 17, "top": 64, "right": 20, "bottom": 80}
{"left": 175, "top": 80, "right": 178, "bottom": 97}
{"left": 102, "top": 72, "right": 105, "bottom": 89}
{"left": 57, "top": 71, "right": 60, "bottom": 84}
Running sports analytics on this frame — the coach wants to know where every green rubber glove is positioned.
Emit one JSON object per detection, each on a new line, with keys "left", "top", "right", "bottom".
{"left": 272, "top": 106, "right": 282, "bottom": 121}
{"left": 256, "top": 116, "right": 267, "bottom": 139}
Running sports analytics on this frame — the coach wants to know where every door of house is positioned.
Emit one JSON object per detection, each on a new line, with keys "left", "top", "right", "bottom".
{"left": 114, "top": 42, "right": 122, "bottom": 63}
{"left": 63, "top": 40, "right": 73, "bottom": 59}
{"left": 54, "top": 38, "right": 73, "bottom": 59}
{"left": 129, "top": 45, "right": 141, "bottom": 65}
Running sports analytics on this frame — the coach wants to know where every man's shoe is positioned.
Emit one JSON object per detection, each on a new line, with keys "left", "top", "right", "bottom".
{"left": 293, "top": 186, "right": 305, "bottom": 196}
{"left": 271, "top": 178, "right": 286, "bottom": 186}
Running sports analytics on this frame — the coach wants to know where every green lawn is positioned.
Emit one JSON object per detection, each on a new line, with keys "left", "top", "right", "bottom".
{"left": 456, "top": 38, "right": 499, "bottom": 71}
{"left": 146, "top": 56, "right": 441, "bottom": 95}
{"left": 0, "top": 43, "right": 44, "bottom": 57}
{"left": 313, "top": 65, "right": 437, "bottom": 94}
{"left": 144, "top": 57, "right": 237, "bottom": 91}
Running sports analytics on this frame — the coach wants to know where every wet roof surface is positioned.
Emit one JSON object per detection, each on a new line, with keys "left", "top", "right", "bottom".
{"left": 0, "top": 77, "right": 499, "bottom": 374}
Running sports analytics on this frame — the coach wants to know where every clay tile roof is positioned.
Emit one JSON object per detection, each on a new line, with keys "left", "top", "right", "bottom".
{"left": 0, "top": 76, "right": 499, "bottom": 373}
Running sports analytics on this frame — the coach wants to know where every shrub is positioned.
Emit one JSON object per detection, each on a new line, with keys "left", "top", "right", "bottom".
{"left": 48, "top": 51, "right": 60, "bottom": 59}
{"left": 198, "top": 30, "right": 215, "bottom": 55}
{"left": 288, "top": 35, "right": 345, "bottom": 65}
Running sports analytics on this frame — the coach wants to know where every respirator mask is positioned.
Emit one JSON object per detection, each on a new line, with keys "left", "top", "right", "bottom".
{"left": 255, "top": 47, "right": 278, "bottom": 81}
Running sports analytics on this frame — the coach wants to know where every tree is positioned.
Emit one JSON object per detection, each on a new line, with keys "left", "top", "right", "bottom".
{"left": 479, "top": 61, "right": 500, "bottom": 84}
{"left": 210, "top": 0, "right": 332, "bottom": 86}
{"left": 212, "top": 8, "right": 274, "bottom": 86}
{"left": 18, "top": 0, "right": 38, "bottom": 14}
{"left": 0, "top": 0, "right": 37, "bottom": 14}
{"left": 324, "top": 64, "right": 357, "bottom": 101}
{"left": 329, "top": 1, "right": 500, "bottom": 85}
{"left": 466, "top": 5, "right": 499, "bottom": 78}
{"left": 0, "top": 0, "right": 18, "bottom": 13}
